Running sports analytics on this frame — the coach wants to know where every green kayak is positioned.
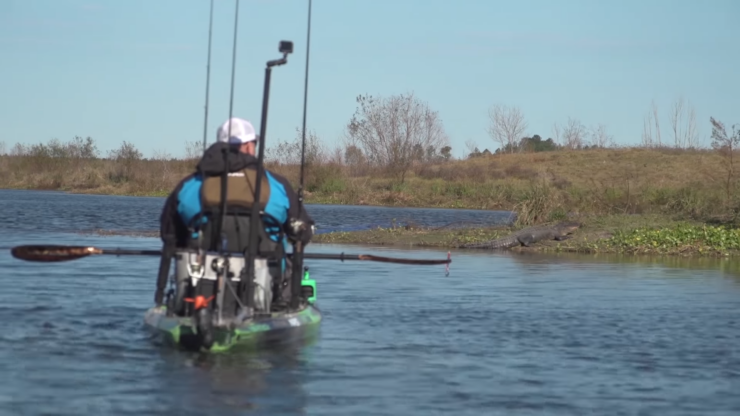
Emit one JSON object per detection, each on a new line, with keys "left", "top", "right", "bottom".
{"left": 145, "top": 248, "right": 322, "bottom": 353}
{"left": 143, "top": 302, "right": 322, "bottom": 353}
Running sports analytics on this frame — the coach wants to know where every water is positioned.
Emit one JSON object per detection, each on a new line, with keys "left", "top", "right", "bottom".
{"left": 1, "top": 189, "right": 739, "bottom": 415}
{"left": 0, "top": 189, "right": 511, "bottom": 235}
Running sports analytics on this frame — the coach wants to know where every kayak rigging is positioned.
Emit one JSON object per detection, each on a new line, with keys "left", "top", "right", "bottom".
{"left": 6, "top": 0, "right": 452, "bottom": 353}
{"left": 201, "top": 0, "right": 214, "bottom": 153}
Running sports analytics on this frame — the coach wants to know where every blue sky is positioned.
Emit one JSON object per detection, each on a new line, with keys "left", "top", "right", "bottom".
{"left": 1, "top": 0, "right": 738, "bottom": 159}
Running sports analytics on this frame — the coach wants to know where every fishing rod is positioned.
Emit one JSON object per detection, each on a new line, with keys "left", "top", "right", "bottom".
{"left": 201, "top": 0, "right": 214, "bottom": 153}
{"left": 7, "top": 245, "right": 453, "bottom": 266}
{"left": 202, "top": 0, "right": 240, "bottom": 328}
{"left": 154, "top": 0, "right": 217, "bottom": 307}
{"left": 298, "top": 0, "right": 312, "bottom": 213}
{"left": 290, "top": 0, "right": 313, "bottom": 309}
{"left": 214, "top": 0, "right": 241, "bottom": 252}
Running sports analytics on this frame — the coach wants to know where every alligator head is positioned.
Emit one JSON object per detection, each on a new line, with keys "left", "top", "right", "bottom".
{"left": 555, "top": 221, "right": 581, "bottom": 236}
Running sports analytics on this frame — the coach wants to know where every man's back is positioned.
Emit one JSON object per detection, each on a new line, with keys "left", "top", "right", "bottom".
{"left": 160, "top": 141, "right": 314, "bottom": 252}
{"left": 154, "top": 117, "right": 314, "bottom": 308}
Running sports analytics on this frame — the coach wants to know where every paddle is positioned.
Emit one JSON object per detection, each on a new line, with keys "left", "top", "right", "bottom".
{"left": 8, "top": 245, "right": 453, "bottom": 266}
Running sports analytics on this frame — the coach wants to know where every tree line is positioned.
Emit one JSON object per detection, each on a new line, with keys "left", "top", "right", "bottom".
{"left": 1, "top": 92, "right": 738, "bottom": 186}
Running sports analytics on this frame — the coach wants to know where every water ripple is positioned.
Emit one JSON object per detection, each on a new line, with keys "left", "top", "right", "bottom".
{"left": 1, "top": 190, "right": 740, "bottom": 415}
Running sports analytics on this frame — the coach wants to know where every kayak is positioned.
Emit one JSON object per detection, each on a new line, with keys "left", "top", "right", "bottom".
{"left": 143, "top": 302, "right": 322, "bottom": 353}
{"left": 144, "top": 249, "right": 322, "bottom": 353}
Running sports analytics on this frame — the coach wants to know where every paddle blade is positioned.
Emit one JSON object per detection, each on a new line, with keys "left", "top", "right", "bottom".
{"left": 10, "top": 245, "right": 101, "bottom": 262}
{"left": 357, "top": 254, "right": 451, "bottom": 265}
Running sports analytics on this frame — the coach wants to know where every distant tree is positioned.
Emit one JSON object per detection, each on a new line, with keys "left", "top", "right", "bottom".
{"left": 440, "top": 145, "right": 452, "bottom": 160}
{"left": 494, "top": 134, "right": 559, "bottom": 154}
{"left": 345, "top": 92, "right": 449, "bottom": 183}
{"left": 709, "top": 116, "right": 740, "bottom": 207}
{"left": 464, "top": 139, "right": 480, "bottom": 159}
{"left": 108, "top": 141, "right": 142, "bottom": 161}
{"left": 411, "top": 143, "right": 424, "bottom": 161}
{"left": 469, "top": 147, "right": 492, "bottom": 158}
{"left": 641, "top": 100, "right": 663, "bottom": 148}
{"left": 107, "top": 141, "right": 143, "bottom": 183}
{"left": 344, "top": 145, "right": 365, "bottom": 166}
{"left": 487, "top": 104, "right": 528, "bottom": 153}
{"left": 589, "top": 124, "right": 614, "bottom": 148}
{"left": 184, "top": 140, "right": 202, "bottom": 160}
{"left": 425, "top": 145, "right": 437, "bottom": 161}
{"left": 268, "top": 128, "right": 326, "bottom": 166}
{"left": 670, "top": 96, "right": 699, "bottom": 149}
{"left": 521, "top": 134, "right": 559, "bottom": 152}
{"left": 560, "top": 117, "right": 587, "bottom": 150}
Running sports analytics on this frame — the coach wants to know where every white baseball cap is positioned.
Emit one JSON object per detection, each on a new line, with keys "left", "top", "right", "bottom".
{"left": 216, "top": 117, "right": 258, "bottom": 144}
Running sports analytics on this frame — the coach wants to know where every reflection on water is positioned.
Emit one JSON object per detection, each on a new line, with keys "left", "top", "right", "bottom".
{"left": 1, "top": 190, "right": 740, "bottom": 415}
{"left": 152, "top": 341, "right": 316, "bottom": 416}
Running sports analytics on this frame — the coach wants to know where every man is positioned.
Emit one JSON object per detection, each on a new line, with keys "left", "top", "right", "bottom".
{"left": 154, "top": 117, "right": 314, "bottom": 308}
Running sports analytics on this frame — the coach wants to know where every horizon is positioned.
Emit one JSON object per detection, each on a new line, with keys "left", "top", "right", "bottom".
{"left": 1, "top": 0, "right": 738, "bottom": 160}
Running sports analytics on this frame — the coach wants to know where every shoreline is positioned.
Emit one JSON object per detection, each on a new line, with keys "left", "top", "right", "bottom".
{"left": 74, "top": 214, "right": 740, "bottom": 258}
{"left": 0, "top": 187, "right": 516, "bottom": 212}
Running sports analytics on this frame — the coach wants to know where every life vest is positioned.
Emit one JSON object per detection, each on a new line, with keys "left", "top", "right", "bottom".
{"left": 190, "top": 167, "right": 285, "bottom": 259}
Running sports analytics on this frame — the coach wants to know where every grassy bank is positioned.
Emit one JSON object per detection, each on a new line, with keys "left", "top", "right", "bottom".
{"left": 76, "top": 214, "right": 740, "bottom": 257}
{"left": 312, "top": 214, "right": 740, "bottom": 257}
{"left": 3, "top": 138, "right": 740, "bottom": 225}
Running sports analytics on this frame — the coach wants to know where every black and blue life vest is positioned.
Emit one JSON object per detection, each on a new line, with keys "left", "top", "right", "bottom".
{"left": 175, "top": 167, "right": 291, "bottom": 257}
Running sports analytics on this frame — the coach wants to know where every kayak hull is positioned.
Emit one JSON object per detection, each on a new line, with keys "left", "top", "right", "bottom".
{"left": 143, "top": 303, "right": 322, "bottom": 353}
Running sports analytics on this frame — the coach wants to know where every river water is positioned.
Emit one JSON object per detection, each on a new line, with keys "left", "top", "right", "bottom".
{"left": 0, "top": 189, "right": 738, "bottom": 415}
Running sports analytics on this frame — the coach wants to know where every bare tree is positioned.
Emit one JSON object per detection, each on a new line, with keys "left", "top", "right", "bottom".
{"left": 0, "top": 141, "right": 5, "bottom": 156}
{"left": 463, "top": 139, "right": 484, "bottom": 158}
{"left": 641, "top": 110, "right": 655, "bottom": 148}
{"left": 329, "top": 145, "right": 343, "bottom": 165}
{"left": 464, "top": 139, "right": 478, "bottom": 152}
{"left": 11, "top": 143, "right": 26, "bottom": 156}
{"left": 551, "top": 123, "right": 562, "bottom": 146}
{"left": 670, "top": 96, "right": 699, "bottom": 149}
{"left": 487, "top": 104, "right": 528, "bottom": 153}
{"left": 651, "top": 100, "right": 662, "bottom": 147}
{"left": 710, "top": 117, "right": 740, "bottom": 207}
{"left": 670, "top": 97, "right": 685, "bottom": 148}
{"left": 184, "top": 140, "right": 202, "bottom": 160}
{"left": 152, "top": 149, "right": 173, "bottom": 184}
{"left": 345, "top": 92, "right": 449, "bottom": 183}
{"left": 589, "top": 123, "right": 613, "bottom": 148}
{"left": 108, "top": 141, "right": 143, "bottom": 182}
{"left": 343, "top": 144, "right": 365, "bottom": 165}
{"left": 270, "top": 128, "right": 327, "bottom": 166}
{"left": 685, "top": 105, "right": 699, "bottom": 148}
{"left": 561, "top": 117, "right": 587, "bottom": 150}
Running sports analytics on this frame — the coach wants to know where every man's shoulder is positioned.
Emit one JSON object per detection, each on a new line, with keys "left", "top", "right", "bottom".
{"left": 169, "top": 172, "right": 200, "bottom": 198}
{"left": 265, "top": 169, "right": 294, "bottom": 190}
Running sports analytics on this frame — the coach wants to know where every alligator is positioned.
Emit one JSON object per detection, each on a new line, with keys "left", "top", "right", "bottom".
{"left": 459, "top": 221, "right": 581, "bottom": 249}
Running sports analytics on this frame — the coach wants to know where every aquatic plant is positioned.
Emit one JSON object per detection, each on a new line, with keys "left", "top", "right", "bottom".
{"left": 605, "top": 224, "right": 740, "bottom": 255}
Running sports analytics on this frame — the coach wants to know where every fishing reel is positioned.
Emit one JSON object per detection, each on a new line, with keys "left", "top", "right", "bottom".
{"left": 288, "top": 218, "right": 314, "bottom": 242}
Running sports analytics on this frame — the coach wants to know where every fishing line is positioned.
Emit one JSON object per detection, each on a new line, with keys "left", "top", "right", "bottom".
{"left": 214, "top": 0, "right": 241, "bottom": 250}
{"left": 225, "top": 0, "right": 240, "bottom": 131}
{"left": 201, "top": 0, "right": 214, "bottom": 153}
{"left": 297, "top": 0, "right": 312, "bottom": 217}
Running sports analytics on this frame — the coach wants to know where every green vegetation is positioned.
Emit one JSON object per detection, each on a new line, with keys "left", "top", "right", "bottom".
{"left": 1, "top": 93, "right": 739, "bottom": 257}
{"left": 312, "top": 215, "right": 740, "bottom": 257}
{"left": 3, "top": 134, "right": 740, "bottom": 226}
{"left": 605, "top": 224, "right": 740, "bottom": 256}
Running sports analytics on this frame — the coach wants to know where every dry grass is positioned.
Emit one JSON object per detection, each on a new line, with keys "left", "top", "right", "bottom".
{"left": 2, "top": 140, "right": 739, "bottom": 226}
